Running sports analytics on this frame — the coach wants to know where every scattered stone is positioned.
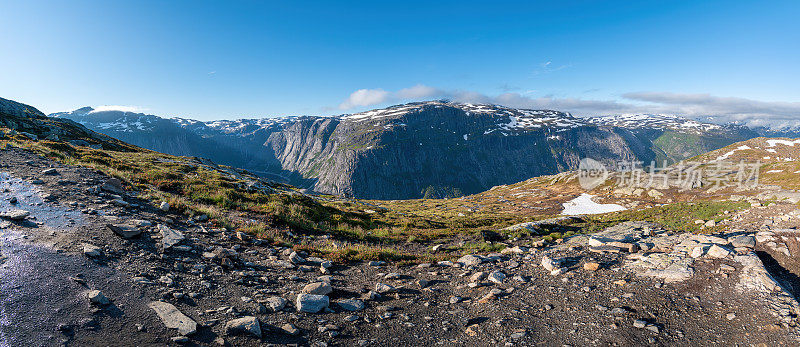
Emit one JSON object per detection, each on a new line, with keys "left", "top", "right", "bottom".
{"left": 502, "top": 246, "right": 529, "bottom": 254}
{"left": 730, "top": 235, "right": 756, "bottom": 249}
{"left": 487, "top": 270, "right": 506, "bottom": 284}
{"left": 584, "top": 262, "right": 600, "bottom": 271}
{"left": 691, "top": 245, "right": 710, "bottom": 258}
{"left": 87, "top": 290, "right": 110, "bottom": 306}
{"left": 0, "top": 209, "right": 29, "bottom": 220}
{"left": 470, "top": 271, "right": 487, "bottom": 283}
{"left": 726, "top": 313, "right": 736, "bottom": 320}
{"left": 41, "top": 168, "right": 58, "bottom": 175}
{"left": 281, "top": 323, "right": 301, "bottom": 336}
{"left": 302, "top": 282, "right": 333, "bottom": 295}
{"left": 417, "top": 279, "right": 431, "bottom": 288}
{"left": 148, "top": 301, "right": 197, "bottom": 336}
{"left": 107, "top": 224, "right": 141, "bottom": 239}
{"left": 225, "top": 316, "right": 262, "bottom": 338}
{"left": 337, "top": 299, "right": 365, "bottom": 312}
{"left": 374, "top": 283, "right": 396, "bottom": 294}
{"left": 264, "top": 297, "right": 287, "bottom": 312}
{"left": 159, "top": 224, "right": 185, "bottom": 249}
{"left": 159, "top": 201, "right": 170, "bottom": 211}
{"left": 633, "top": 319, "right": 647, "bottom": 329}
{"left": 82, "top": 243, "right": 102, "bottom": 257}
{"left": 541, "top": 255, "right": 557, "bottom": 271}
{"left": 171, "top": 336, "right": 189, "bottom": 344}
{"left": 101, "top": 178, "right": 125, "bottom": 194}
{"left": 296, "top": 294, "right": 329, "bottom": 313}
{"left": 458, "top": 254, "right": 483, "bottom": 266}
{"left": 289, "top": 251, "right": 306, "bottom": 264}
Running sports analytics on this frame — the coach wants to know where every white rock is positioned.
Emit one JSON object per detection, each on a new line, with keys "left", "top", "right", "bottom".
{"left": 541, "top": 255, "right": 556, "bottom": 271}
{"left": 707, "top": 244, "right": 733, "bottom": 259}
{"left": 159, "top": 201, "right": 170, "bottom": 211}
{"left": 302, "top": 282, "right": 333, "bottom": 295}
{"left": 690, "top": 244, "right": 710, "bottom": 258}
{"left": 296, "top": 294, "right": 329, "bottom": 313}
{"left": 0, "top": 209, "right": 29, "bottom": 220}
{"left": 225, "top": 316, "right": 261, "bottom": 338}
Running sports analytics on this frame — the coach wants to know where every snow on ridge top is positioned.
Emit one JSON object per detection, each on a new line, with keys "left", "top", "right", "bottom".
{"left": 341, "top": 103, "right": 428, "bottom": 121}
{"left": 202, "top": 116, "right": 312, "bottom": 132}
{"left": 766, "top": 139, "right": 800, "bottom": 147}
{"left": 340, "top": 100, "right": 571, "bottom": 124}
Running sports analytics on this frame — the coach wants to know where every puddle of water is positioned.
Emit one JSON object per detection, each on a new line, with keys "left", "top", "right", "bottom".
{"left": 0, "top": 172, "right": 83, "bottom": 229}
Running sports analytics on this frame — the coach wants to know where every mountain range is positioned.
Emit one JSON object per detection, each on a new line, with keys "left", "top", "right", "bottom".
{"left": 51, "top": 100, "right": 766, "bottom": 199}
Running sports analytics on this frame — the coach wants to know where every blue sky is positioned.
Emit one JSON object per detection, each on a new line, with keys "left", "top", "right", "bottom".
{"left": 1, "top": 0, "right": 798, "bottom": 125}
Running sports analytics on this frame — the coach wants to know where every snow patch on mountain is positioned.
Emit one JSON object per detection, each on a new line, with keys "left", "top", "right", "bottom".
{"left": 562, "top": 193, "right": 626, "bottom": 215}
{"left": 766, "top": 139, "right": 800, "bottom": 147}
{"left": 586, "top": 114, "right": 721, "bottom": 132}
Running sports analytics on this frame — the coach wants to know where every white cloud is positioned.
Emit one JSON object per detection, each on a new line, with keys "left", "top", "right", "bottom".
{"left": 338, "top": 85, "right": 441, "bottom": 110}
{"left": 90, "top": 105, "right": 146, "bottom": 113}
{"left": 338, "top": 89, "right": 391, "bottom": 109}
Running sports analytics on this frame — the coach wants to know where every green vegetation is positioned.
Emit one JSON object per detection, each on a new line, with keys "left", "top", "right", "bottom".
{"left": 578, "top": 201, "right": 750, "bottom": 233}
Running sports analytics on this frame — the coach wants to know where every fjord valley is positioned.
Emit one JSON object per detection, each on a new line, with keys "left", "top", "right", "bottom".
{"left": 52, "top": 101, "right": 760, "bottom": 200}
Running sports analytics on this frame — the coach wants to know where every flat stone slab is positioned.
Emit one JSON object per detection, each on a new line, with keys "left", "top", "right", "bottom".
{"left": 0, "top": 209, "right": 30, "bottom": 220}
{"left": 624, "top": 252, "right": 695, "bottom": 283}
{"left": 148, "top": 301, "right": 197, "bottom": 335}
{"left": 159, "top": 224, "right": 185, "bottom": 249}
{"left": 107, "top": 224, "right": 141, "bottom": 239}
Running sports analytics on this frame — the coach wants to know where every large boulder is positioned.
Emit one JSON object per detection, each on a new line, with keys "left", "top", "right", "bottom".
{"left": 296, "top": 294, "right": 329, "bottom": 313}
{"left": 225, "top": 316, "right": 262, "bottom": 338}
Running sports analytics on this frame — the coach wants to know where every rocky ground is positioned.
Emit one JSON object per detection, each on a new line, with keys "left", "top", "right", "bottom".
{"left": 1, "top": 146, "right": 800, "bottom": 346}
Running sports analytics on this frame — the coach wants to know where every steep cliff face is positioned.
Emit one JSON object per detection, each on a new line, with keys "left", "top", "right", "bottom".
{"left": 50, "top": 101, "right": 758, "bottom": 199}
